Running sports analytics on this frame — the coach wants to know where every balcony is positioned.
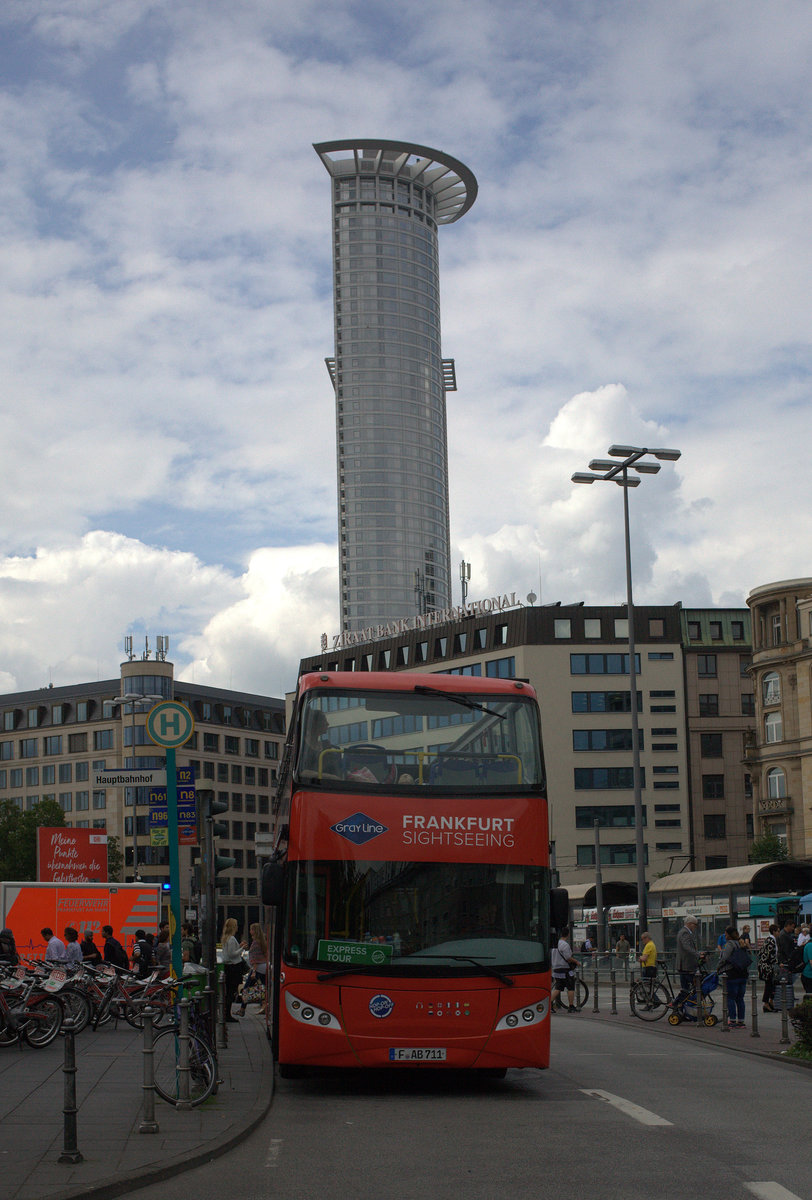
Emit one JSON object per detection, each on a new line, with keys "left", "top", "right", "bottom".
{"left": 757, "top": 796, "right": 794, "bottom": 817}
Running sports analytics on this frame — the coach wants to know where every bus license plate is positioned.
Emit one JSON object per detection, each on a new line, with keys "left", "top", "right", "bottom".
{"left": 389, "top": 1047, "right": 447, "bottom": 1062}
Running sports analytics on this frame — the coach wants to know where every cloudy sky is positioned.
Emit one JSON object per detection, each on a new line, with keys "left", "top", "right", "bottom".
{"left": 2, "top": 0, "right": 811, "bottom": 698}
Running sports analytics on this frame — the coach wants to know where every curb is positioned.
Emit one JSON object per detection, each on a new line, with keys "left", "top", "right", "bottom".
{"left": 29, "top": 1028, "right": 275, "bottom": 1200}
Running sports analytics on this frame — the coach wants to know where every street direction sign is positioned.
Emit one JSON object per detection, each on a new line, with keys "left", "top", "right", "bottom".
{"left": 93, "top": 769, "right": 167, "bottom": 788}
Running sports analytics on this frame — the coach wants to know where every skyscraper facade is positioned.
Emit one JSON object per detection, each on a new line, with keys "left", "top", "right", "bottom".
{"left": 314, "top": 139, "right": 477, "bottom": 633}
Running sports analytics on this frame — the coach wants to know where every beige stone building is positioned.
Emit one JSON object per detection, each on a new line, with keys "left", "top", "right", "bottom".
{"left": 0, "top": 656, "right": 285, "bottom": 932}
{"left": 746, "top": 578, "right": 812, "bottom": 859}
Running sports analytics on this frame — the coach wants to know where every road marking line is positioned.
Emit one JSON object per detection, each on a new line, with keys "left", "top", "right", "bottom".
{"left": 581, "top": 1089, "right": 673, "bottom": 1126}
{"left": 265, "top": 1138, "right": 283, "bottom": 1169}
{"left": 745, "top": 1185, "right": 804, "bottom": 1200}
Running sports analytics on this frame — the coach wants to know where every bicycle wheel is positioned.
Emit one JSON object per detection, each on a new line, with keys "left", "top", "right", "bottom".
{"left": 23, "top": 996, "right": 64, "bottom": 1047}
{"left": 0, "top": 1007, "right": 21, "bottom": 1047}
{"left": 153, "top": 1030, "right": 216, "bottom": 1107}
{"left": 574, "top": 977, "right": 589, "bottom": 1010}
{"left": 126, "top": 999, "right": 174, "bottom": 1030}
{"left": 61, "top": 988, "right": 92, "bottom": 1034}
{"left": 630, "top": 981, "right": 670, "bottom": 1021}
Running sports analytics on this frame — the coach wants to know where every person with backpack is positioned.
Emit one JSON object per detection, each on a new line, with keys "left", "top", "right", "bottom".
{"left": 0, "top": 927, "right": 19, "bottom": 966}
{"left": 101, "top": 924, "right": 129, "bottom": 970}
{"left": 718, "top": 925, "right": 750, "bottom": 1027}
{"left": 131, "top": 929, "right": 156, "bottom": 979}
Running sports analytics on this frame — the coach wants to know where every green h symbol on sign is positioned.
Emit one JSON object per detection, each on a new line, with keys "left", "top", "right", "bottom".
{"left": 160, "top": 711, "right": 182, "bottom": 739}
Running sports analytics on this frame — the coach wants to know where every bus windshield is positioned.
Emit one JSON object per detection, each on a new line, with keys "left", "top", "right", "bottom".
{"left": 294, "top": 685, "right": 544, "bottom": 792}
{"left": 285, "top": 859, "right": 550, "bottom": 975}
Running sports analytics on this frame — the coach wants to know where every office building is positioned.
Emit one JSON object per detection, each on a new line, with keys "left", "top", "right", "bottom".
{"left": 314, "top": 138, "right": 477, "bottom": 633}
{"left": 0, "top": 656, "right": 286, "bottom": 932}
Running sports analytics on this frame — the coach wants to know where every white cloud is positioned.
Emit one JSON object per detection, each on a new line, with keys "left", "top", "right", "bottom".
{"left": 0, "top": 0, "right": 811, "bottom": 696}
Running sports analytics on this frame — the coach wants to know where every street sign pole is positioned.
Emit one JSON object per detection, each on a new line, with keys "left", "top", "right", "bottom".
{"left": 165, "top": 745, "right": 183, "bottom": 979}
{"left": 146, "top": 701, "right": 195, "bottom": 981}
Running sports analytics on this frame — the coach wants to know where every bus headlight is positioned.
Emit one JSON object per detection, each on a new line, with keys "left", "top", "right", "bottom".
{"left": 285, "top": 992, "right": 342, "bottom": 1031}
{"left": 495, "top": 998, "right": 548, "bottom": 1031}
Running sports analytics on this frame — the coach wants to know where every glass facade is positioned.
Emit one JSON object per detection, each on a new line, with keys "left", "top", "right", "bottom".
{"left": 315, "top": 140, "right": 477, "bottom": 633}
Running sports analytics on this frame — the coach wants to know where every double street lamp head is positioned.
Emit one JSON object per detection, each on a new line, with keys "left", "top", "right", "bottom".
{"left": 572, "top": 444, "right": 681, "bottom": 487}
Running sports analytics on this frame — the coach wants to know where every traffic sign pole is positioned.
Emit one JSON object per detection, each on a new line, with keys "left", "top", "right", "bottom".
{"left": 146, "top": 702, "right": 195, "bottom": 981}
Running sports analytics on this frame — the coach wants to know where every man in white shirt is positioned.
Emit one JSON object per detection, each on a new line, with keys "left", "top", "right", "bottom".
{"left": 551, "top": 926, "right": 580, "bottom": 1014}
{"left": 41, "top": 927, "right": 67, "bottom": 963}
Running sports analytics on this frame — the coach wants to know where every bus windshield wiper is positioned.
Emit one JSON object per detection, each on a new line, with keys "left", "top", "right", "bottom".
{"left": 316, "top": 964, "right": 383, "bottom": 981}
{"left": 406, "top": 953, "right": 515, "bottom": 986}
{"left": 413, "top": 685, "right": 506, "bottom": 720}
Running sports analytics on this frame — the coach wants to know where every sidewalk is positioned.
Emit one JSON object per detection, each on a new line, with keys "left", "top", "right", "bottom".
{"left": 0, "top": 1010, "right": 274, "bottom": 1200}
{"left": 570, "top": 982, "right": 812, "bottom": 1067}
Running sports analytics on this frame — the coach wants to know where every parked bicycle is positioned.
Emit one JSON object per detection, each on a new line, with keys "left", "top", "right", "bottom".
{"left": 629, "top": 962, "right": 677, "bottom": 1022}
{"left": 0, "top": 963, "right": 65, "bottom": 1047}
{"left": 151, "top": 980, "right": 218, "bottom": 1108}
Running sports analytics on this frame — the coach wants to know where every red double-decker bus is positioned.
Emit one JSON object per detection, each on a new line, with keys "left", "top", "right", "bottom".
{"left": 264, "top": 671, "right": 564, "bottom": 1076}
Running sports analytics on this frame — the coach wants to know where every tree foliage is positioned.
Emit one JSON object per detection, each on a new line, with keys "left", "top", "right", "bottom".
{"left": 748, "top": 831, "right": 789, "bottom": 864}
{"left": 0, "top": 798, "right": 66, "bottom": 881}
{"left": 106, "top": 834, "right": 123, "bottom": 882}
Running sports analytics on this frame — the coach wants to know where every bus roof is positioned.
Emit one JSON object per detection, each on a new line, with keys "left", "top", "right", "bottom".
{"left": 298, "top": 671, "right": 537, "bottom": 700}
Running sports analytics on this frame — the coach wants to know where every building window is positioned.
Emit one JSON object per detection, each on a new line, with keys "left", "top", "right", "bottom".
{"left": 648, "top": 652, "right": 674, "bottom": 661}
{"left": 59, "top": 793, "right": 72, "bottom": 812}
{"left": 765, "top": 712, "right": 783, "bottom": 744}
{"left": 574, "top": 767, "right": 644, "bottom": 789}
{"left": 203, "top": 733, "right": 219, "bottom": 753}
{"left": 731, "top": 621, "right": 745, "bottom": 641}
{"left": 570, "top": 653, "right": 640, "bottom": 675}
{"left": 771, "top": 614, "right": 782, "bottom": 646}
{"left": 20, "top": 739, "right": 38, "bottom": 758}
{"left": 577, "top": 843, "right": 647, "bottom": 867}
{"left": 688, "top": 621, "right": 701, "bottom": 640}
{"left": 572, "top": 691, "right": 642, "bottom": 713}
{"left": 699, "top": 695, "right": 719, "bottom": 717}
{"left": 766, "top": 767, "right": 787, "bottom": 799}
{"left": 584, "top": 618, "right": 601, "bottom": 639}
{"left": 225, "top": 735, "right": 240, "bottom": 755}
{"left": 75, "top": 791, "right": 89, "bottom": 811}
{"left": 44, "top": 735, "right": 63, "bottom": 755}
{"left": 494, "top": 624, "right": 508, "bottom": 646}
{"left": 92, "top": 791, "right": 106, "bottom": 810}
{"left": 705, "top": 855, "right": 728, "bottom": 869}
{"left": 648, "top": 618, "right": 665, "bottom": 637}
{"left": 700, "top": 733, "right": 723, "bottom": 757}
{"left": 26, "top": 767, "right": 39, "bottom": 787}
{"left": 76, "top": 762, "right": 89, "bottom": 782}
{"left": 554, "top": 619, "right": 572, "bottom": 639}
{"left": 741, "top": 694, "right": 755, "bottom": 716}
{"left": 572, "top": 729, "right": 639, "bottom": 752}
{"left": 93, "top": 730, "right": 114, "bottom": 751}
{"left": 575, "top": 805, "right": 645, "bottom": 828}
{"left": 762, "top": 673, "right": 780, "bottom": 705}
{"left": 69, "top": 733, "right": 87, "bottom": 753}
{"left": 709, "top": 622, "right": 723, "bottom": 640}
{"left": 485, "top": 657, "right": 515, "bottom": 679}
{"left": 76, "top": 702, "right": 89, "bottom": 721}
{"left": 702, "top": 775, "right": 725, "bottom": 799}
{"left": 0, "top": 742, "right": 12, "bottom": 761}
{"left": 697, "top": 655, "right": 717, "bottom": 677}
{"left": 704, "top": 814, "right": 727, "bottom": 840}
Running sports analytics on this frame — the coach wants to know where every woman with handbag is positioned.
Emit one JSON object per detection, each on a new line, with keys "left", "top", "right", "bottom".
{"left": 221, "top": 918, "right": 247, "bottom": 1023}
{"left": 758, "top": 924, "right": 779, "bottom": 1012}
{"left": 239, "top": 923, "right": 268, "bottom": 1015}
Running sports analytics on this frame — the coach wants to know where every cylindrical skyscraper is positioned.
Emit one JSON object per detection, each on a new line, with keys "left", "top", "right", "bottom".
{"left": 314, "top": 139, "right": 477, "bottom": 634}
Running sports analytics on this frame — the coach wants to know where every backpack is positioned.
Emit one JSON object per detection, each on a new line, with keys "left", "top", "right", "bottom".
{"left": 725, "top": 944, "right": 750, "bottom": 979}
{"left": 106, "top": 937, "right": 129, "bottom": 970}
{"left": 133, "top": 938, "right": 155, "bottom": 978}
{"left": 788, "top": 944, "right": 805, "bottom": 973}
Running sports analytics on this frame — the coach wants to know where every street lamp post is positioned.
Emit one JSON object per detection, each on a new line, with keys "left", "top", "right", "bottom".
{"left": 572, "top": 445, "right": 681, "bottom": 933}
{"left": 112, "top": 693, "right": 164, "bottom": 882}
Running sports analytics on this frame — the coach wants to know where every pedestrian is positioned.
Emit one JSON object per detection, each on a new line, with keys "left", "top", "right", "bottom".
{"left": 757, "top": 923, "right": 779, "bottom": 1012}
{"left": 798, "top": 924, "right": 811, "bottom": 949}
{"left": 239, "top": 922, "right": 268, "bottom": 1015}
{"left": 80, "top": 929, "right": 102, "bottom": 965}
{"left": 181, "top": 922, "right": 199, "bottom": 964}
{"left": 718, "top": 925, "right": 750, "bottom": 1027}
{"left": 42, "top": 927, "right": 67, "bottom": 964}
{"left": 0, "top": 927, "right": 19, "bottom": 966}
{"left": 101, "top": 924, "right": 129, "bottom": 970}
{"left": 671, "top": 916, "right": 705, "bottom": 1014}
{"left": 551, "top": 925, "right": 580, "bottom": 1013}
{"left": 615, "top": 933, "right": 631, "bottom": 962}
{"left": 638, "top": 931, "right": 657, "bottom": 979}
{"left": 221, "top": 917, "right": 247, "bottom": 1023}
{"left": 739, "top": 925, "right": 753, "bottom": 951}
{"left": 155, "top": 928, "right": 172, "bottom": 973}
{"left": 776, "top": 919, "right": 797, "bottom": 971}
{"left": 132, "top": 929, "right": 156, "bottom": 979}
{"left": 801, "top": 936, "right": 812, "bottom": 995}
{"left": 63, "top": 927, "right": 83, "bottom": 968}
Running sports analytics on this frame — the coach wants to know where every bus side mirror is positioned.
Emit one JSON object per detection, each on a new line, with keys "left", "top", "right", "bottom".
{"left": 550, "top": 887, "right": 569, "bottom": 931}
{"left": 262, "top": 860, "right": 285, "bottom": 908}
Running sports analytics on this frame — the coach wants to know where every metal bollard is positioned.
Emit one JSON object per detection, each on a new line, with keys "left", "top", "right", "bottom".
{"left": 140, "top": 1008, "right": 159, "bottom": 1133}
{"left": 749, "top": 978, "right": 759, "bottom": 1038}
{"left": 58, "top": 1020, "right": 83, "bottom": 1164}
{"left": 610, "top": 969, "right": 617, "bottom": 1015}
{"left": 592, "top": 969, "right": 599, "bottom": 1014}
{"left": 779, "top": 978, "right": 791, "bottom": 1045}
{"left": 721, "top": 973, "right": 729, "bottom": 1032}
{"left": 176, "top": 998, "right": 192, "bottom": 1109}
{"left": 203, "top": 969, "right": 215, "bottom": 1050}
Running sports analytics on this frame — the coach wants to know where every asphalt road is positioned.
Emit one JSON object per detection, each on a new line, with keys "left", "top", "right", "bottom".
{"left": 123, "top": 1019, "right": 811, "bottom": 1200}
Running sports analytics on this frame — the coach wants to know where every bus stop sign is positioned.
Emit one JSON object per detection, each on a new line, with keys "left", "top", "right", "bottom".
{"left": 146, "top": 701, "right": 194, "bottom": 749}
